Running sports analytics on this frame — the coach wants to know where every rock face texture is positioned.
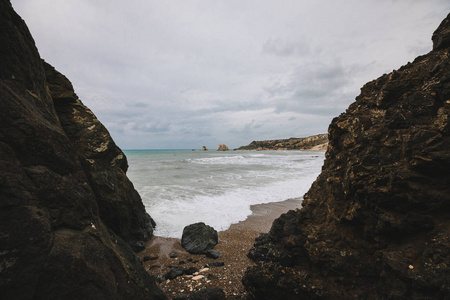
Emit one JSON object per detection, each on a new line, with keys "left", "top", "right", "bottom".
{"left": 243, "top": 14, "right": 450, "bottom": 300}
{"left": 181, "top": 222, "right": 219, "bottom": 254}
{"left": 237, "top": 134, "right": 328, "bottom": 151}
{"left": 0, "top": 1, "right": 165, "bottom": 299}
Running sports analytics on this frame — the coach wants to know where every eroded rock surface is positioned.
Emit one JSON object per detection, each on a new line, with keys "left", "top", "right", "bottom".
{"left": 0, "top": 1, "right": 164, "bottom": 299}
{"left": 181, "top": 223, "right": 219, "bottom": 254}
{"left": 243, "top": 14, "right": 450, "bottom": 300}
{"left": 217, "top": 144, "right": 229, "bottom": 151}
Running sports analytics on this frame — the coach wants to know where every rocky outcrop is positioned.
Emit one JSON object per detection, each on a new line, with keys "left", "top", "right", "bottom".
{"left": 243, "top": 14, "right": 450, "bottom": 300}
{"left": 217, "top": 144, "right": 229, "bottom": 151}
{"left": 236, "top": 134, "right": 328, "bottom": 150}
{"left": 0, "top": 1, "right": 165, "bottom": 299}
{"left": 202, "top": 146, "right": 208, "bottom": 151}
{"left": 44, "top": 61, "right": 155, "bottom": 252}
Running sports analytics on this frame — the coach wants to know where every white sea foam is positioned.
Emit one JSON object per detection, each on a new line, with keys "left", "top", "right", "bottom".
{"left": 125, "top": 150, "right": 325, "bottom": 238}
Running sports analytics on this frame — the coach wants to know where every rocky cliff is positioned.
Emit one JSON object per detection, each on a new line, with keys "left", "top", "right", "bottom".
{"left": 237, "top": 134, "right": 328, "bottom": 151}
{"left": 243, "top": 14, "right": 450, "bottom": 300}
{"left": 0, "top": 1, "right": 165, "bottom": 299}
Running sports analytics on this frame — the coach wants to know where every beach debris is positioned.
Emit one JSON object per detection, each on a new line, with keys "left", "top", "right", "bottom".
{"left": 181, "top": 222, "right": 218, "bottom": 254}
{"left": 206, "top": 261, "right": 225, "bottom": 268}
{"left": 192, "top": 275, "right": 204, "bottom": 281}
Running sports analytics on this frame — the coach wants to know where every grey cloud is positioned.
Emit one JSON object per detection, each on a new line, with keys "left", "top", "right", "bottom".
{"left": 262, "top": 37, "right": 310, "bottom": 57}
{"left": 12, "top": 0, "right": 450, "bottom": 149}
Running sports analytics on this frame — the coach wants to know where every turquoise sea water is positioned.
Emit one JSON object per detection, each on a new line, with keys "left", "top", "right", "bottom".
{"left": 124, "top": 149, "right": 325, "bottom": 238}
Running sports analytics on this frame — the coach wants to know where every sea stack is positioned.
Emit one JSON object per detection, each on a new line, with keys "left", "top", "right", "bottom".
{"left": 0, "top": 2, "right": 165, "bottom": 299}
{"left": 217, "top": 144, "right": 229, "bottom": 151}
{"left": 243, "top": 14, "right": 450, "bottom": 299}
{"left": 202, "top": 146, "right": 208, "bottom": 151}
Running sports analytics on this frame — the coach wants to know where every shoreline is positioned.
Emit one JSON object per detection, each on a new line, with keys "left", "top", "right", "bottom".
{"left": 138, "top": 198, "right": 303, "bottom": 298}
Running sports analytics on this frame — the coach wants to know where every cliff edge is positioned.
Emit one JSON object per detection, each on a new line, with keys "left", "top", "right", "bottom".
{"left": 237, "top": 134, "right": 328, "bottom": 151}
{"left": 243, "top": 14, "right": 450, "bottom": 299}
{"left": 0, "top": 1, "right": 165, "bottom": 299}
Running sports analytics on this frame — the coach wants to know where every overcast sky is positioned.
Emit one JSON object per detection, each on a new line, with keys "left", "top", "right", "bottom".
{"left": 13, "top": 1, "right": 449, "bottom": 149}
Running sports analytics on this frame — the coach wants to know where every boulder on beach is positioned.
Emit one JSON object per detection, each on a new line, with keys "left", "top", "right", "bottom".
{"left": 216, "top": 144, "right": 229, "bottom": 151}
{"left": 181, "top": 222, "right": 218, "bottom": 254}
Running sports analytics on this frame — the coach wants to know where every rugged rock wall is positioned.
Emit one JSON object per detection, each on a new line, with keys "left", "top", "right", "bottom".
{"left": 243, "top": 14, "right": 450, "bottom": 299}
{"left": 0, "top": 1, "right": 165, "bottom": 299}
{"left": 237, "top": 134, "right": 328, "bottom": 150}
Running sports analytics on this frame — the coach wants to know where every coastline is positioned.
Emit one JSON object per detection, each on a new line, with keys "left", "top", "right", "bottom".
{"left": 138, "top": 198, "right": 302, "bottom": 298}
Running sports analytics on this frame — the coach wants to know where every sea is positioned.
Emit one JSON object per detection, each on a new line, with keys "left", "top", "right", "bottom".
{"left": 124, "top": 149, "right": 325, "bottom": 238}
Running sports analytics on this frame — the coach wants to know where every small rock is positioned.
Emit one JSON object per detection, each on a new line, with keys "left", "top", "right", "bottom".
{"left": 170, "top": 252, "right": 179, "bottom": 258}
{"left": 205, "top": 249, "right": 222, "bottom": 259}
{"left": 179, "top": 260, "right": 187, "bottom": 265}
{"left": 164, "top": 266, "right": 186, "bottom": 280}
{"left": 192, "top": 275, "right": 204, "bottom": 281}
{"left": 185, "top": 267, "right": 199, "bottom": 275}
{"left": 199, "top": 268, "right": 209, "bottom": 273}
{"left": 143, "top": 255, "right": 159, "bottom": 261}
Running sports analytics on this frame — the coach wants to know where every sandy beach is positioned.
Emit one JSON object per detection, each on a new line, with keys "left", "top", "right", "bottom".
{"left": 138, "top": 198, "right": 302, "bottom": 298}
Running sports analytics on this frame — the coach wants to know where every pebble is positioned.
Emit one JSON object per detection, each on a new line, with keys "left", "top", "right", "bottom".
{"left": 199, "top": 268, "right": 209, "bottom": 273}
{"left": 192, "top": 275, "right": 204, "bottom": 280}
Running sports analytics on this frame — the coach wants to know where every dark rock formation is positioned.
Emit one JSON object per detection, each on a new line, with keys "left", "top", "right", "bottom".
{"left": 217, "top": 144, "right": 229, "bottom": 151}
{"left": 243, "top": 14, "right": 450, "bottom": 300}
{"left": 44, "top": 61, "right": 155, "bottom": 252}
{"left": 236, "top": 134, "right": 328, "bottom": 150}
{"left": 181, "top": 223, "right": 219, "bottom": 254}
{"left": 0, "top": 1, "right": 165, "bottom": 299}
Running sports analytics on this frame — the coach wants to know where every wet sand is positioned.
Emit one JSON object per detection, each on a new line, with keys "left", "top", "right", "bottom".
{"left": 138, "top": 198, "right": 302, "bottom": 298}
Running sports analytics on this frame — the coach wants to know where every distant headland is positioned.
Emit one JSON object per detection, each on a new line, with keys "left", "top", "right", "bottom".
{"left": 236, "top": 133, "right": 328, "bottom": 151}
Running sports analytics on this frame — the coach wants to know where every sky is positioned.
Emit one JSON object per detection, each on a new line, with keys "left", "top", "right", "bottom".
{"left": 12, "top": 1, "right": 450, "bottom": 149}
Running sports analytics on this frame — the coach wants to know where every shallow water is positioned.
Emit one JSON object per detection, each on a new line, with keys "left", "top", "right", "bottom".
{"left": 124, "top": 149, "right": 325, "bottom": 238}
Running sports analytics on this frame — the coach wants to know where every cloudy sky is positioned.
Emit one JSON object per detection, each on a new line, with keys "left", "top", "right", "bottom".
{"left": 13, "top": 1, "right": 449, "bottom": 149}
